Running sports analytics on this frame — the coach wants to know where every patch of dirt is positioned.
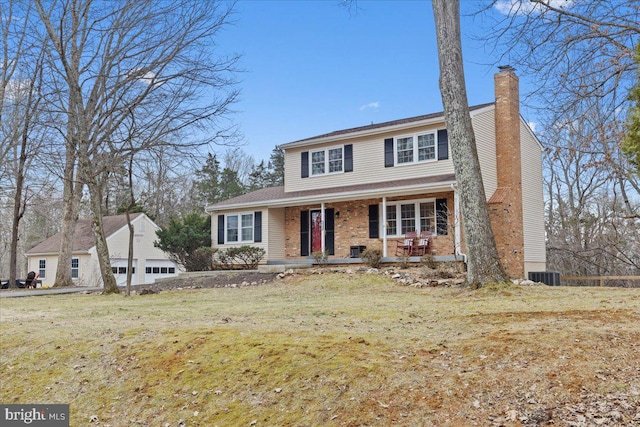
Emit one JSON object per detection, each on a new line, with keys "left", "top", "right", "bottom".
{"left": 132, "top": 271, "right": 278, "bottom": 293}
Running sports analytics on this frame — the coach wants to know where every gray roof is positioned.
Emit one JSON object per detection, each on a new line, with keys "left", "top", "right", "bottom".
{"left": 207, "top": 174, "right": 456, "bottom": 211}
{"left": 26, "top": 213, "right": 143, "bottom": 255}
{"left": 285, "top": 103, "right": 495, "bottom": 146}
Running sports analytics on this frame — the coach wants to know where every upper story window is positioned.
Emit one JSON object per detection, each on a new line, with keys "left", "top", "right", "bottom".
{"left": 311, "top": 147, "right": 343, "bottom": 176}
{"left": 301, "top": 145, "right": 353, "bottom": 178}
{"left": 396, "top": 131, "right": 436, "bottom": 165}
{"left": 384, "top": 129, "right": 447, "bottom": 168}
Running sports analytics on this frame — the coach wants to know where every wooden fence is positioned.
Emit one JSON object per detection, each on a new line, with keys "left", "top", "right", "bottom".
{"left": 560, "top": 275, "right": 640, "bottom": 287}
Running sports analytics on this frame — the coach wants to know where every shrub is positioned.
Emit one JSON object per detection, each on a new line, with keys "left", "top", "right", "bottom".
{"left": 421, "top": 253, "right": 437, "bottom": 269}
{"left": 397, "top": 254, "right": 410, "bottom": 269}
{"left": 361, "top": 248, "right": 382, "bottom": 268}
{"left": 311, "top": 251, "right": 328, "bottom": 265}
{"left": 191, "top": 247, "right": 217, "bottom": 271}
{"left": 213, "top": 246, "right": 265, "bottom": 270}
{"left": 154, "top": 213, "right": 211, "bottom": 271}
{"left": 212, "top": 248, "right": 234, "bottom": 270}
{"left": 230, "top": 246, "right": 266, "bottom": 269}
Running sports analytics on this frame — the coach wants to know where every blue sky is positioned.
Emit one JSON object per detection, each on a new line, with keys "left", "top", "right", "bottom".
{"left": 218, "top": 0, "right": 522, "bottom": 162}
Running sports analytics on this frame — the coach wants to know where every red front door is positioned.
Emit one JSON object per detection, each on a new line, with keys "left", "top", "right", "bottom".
{"left": 310, "top": 210, "right": 322, "bottom": 253}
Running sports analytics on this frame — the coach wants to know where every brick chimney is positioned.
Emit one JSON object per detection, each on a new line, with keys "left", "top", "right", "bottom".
{"left": 489, "top": 66, "right": 525, "bottom": 278}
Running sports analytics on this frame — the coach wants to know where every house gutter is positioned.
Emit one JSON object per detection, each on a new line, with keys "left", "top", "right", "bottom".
{"left": 206, "top": 181, "right": 457, "bottom": 213}
{"left": 280, "top": 104, "right": 495, "bottom": 149}
{"left": 451, "top": 183, "right": 467, "bottom": 265}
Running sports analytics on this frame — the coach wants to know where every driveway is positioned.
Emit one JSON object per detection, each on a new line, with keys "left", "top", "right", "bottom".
{"left": 0, "top": 287, "right": 102, "bottom": 298}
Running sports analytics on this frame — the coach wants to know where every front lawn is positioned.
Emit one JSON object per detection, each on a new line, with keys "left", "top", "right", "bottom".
{"left": 1, "top": 272, "right": 639, "bottom": 426}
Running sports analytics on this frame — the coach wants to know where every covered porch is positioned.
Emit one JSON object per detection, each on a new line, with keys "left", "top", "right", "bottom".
{"left": 282, "top": 190, "right": 464, "bottom": 263}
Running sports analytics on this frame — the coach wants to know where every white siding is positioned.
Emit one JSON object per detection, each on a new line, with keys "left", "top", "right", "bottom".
{"left": 520, "top": 121, "right": 546, "bottom": 273}
{"left": 267, "top": 208, "right": 286, "bottom": 260}
{"left": 106, "top": 215, "right": 178, "bottom": 285}
{"left": 144, "top": 259, "right": 179, "bottom": 284}
{"left": 213, "top": 209, "right": 268, "bottom": 261}
{"left": 27, "top": 255, "right": 59, "bottom": 287}
{"left": 111, "top": 258, "right": 139, "bottom": 286}
{"left": 27, "top": 214, "right": 179, "bottom": 287}
{"left": 284, "top": 123, "right": 455, "bottom": 193}
{"left": 473, "top": 109, "right": 498, "bottom": 201}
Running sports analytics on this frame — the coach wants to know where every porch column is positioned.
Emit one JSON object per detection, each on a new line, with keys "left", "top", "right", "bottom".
{"left": 321, "top": 202, "right": 326, "bottom": 254}
{"left": 382, "top": 197, "right": 387, "bottom": 258}
{"left": 453, "top": 187, "right": 462, "bottom": 259}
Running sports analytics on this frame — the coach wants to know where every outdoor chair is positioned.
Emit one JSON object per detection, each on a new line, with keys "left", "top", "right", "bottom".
{"left": 414, "top": 231, "right": 433, "bottom": 256}
{"left": 395, "top": 231, "right": 417, "bottom": 256}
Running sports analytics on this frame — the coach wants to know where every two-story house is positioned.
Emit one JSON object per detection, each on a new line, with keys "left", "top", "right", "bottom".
{"left": 205, "top": 67, "right": 546, "bottom": 278}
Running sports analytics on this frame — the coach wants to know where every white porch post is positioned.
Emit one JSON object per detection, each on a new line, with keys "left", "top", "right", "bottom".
{"left": 321, "top": 202, "right": 326, "bottom": 254}
{"left": 453, "top": 187, "right": 462, "bottom": 259}
{"left": 382, "top": 197, "right": 387, "bottom": 258}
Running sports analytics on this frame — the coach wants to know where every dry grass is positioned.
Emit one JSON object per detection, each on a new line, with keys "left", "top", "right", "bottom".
{"left": 1, "top": 272, "right": 639, "bottom": 426}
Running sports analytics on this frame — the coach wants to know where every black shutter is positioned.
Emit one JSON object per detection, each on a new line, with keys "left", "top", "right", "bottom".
{"left": 300, "top": 210, "right": 309, "bottom": 256}
{"left": 344, "top": 144, "right": 353, "bottom": 172}
{"left": 254, "top": 211, "right": 262, "bottom": 243}
{"left": 384, "top": 138, "right": 394, "bottom": 167}
{"left": 437, "top": 129, "right": 449, "bottom": 160}
{"left": 436, "top": 198, "right": 448, "bottom": 235}
{"left": 301, "top": 151, "right": 309, "bottom": 178}
{"left": 217, "top": 215, "right": 225, "bottom": 244}
{"left": 325, "top": 208, "right": 335, "bottom": 255}
{"left": 368, "top": 204, "right": 379, "bottom": 238}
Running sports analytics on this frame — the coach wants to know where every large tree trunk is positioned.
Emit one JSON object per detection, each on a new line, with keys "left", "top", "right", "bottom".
{"left": 54, "top": 133, "right": 81, "bottom": 287}
{"left": 86, "top": 176, "right": 119, "bottom": 294}
{"left": 432, "top": 0, "right": 509, "bottom": 287}
{"left": 9, "top": 139, "right": 27, "bottom": 289}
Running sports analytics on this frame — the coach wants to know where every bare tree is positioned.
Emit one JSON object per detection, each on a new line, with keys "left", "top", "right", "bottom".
{"left": 480, "top": 1, "right": 640, "bottom": 275}
{"left": 482, "top": 1, "right": 639, "bottom": 115}
{"left": 543, "top": 97, "right": 639, "bottom": 276}
{"left": 432, "top": 0, "right": 509, "bottom": 287}
{"left": 0, "top": 1, "right": 53, "bottom": 287}
{"left": 481, "top": 1, "right": 640, "bottom": 209}
{"left": 0, "top": 1, "right": 32, "bottom": 168}
{"left": 34, "top": 0, "right": 239, "bottom": 293}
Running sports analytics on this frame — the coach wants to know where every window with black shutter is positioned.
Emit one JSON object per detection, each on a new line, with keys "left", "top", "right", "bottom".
{"left": 368, "top": 204, "right": 379, "bottom": 238}
{"left": 301, "top": 151, "right": 309, "bottom": 178}
{"left": 437, "top": 129, "right": 449, "bottom": 160}
{"left": 300, "top": 210, "right": 309, "bottom": 256}
{"left": 217, "top": 215, "right": 225, "bottom": 244}
{"left": 254, "top": 211, "right": 262, "bottom": 243}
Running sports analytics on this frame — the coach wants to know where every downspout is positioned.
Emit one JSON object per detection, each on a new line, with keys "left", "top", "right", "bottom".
{"left": 382, "top": 197, "right": 387, "bottom": 258}
{"left": 321, "top": 202, "right": 326, "bottom": 254}
{"left": 451, "top": 184, "right": 467, "bottom": 265}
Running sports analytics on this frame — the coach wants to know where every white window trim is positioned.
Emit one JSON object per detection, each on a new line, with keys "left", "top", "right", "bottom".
{"left": 38, "top": 259, "right": 46, "bottom": 279}
{"left": 309, "top": 145, "right": 344, "bottom": 176}
{"left": 71, "top": 257, "right": 79, "bottom": 279}
{"left": 384, "top": 198, "right": 437, "bottom": 237}
{"left": 225, "top": 212, "right": 256, "bottom": 244}
{"left": 394, "top": 130, "right": 438, "bottom": 166}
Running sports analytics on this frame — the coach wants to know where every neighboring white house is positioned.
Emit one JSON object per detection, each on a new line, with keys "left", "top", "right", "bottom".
{"left": 25, "top": 213, "right": 180, "bottom": 287}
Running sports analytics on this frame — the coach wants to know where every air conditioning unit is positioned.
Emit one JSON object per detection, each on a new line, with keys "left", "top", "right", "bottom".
{"left": 350, "top": 246, "right": 367, "bottom": 258}
{"left": 528, "top": 271, "right": 561, "bottom": 286}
